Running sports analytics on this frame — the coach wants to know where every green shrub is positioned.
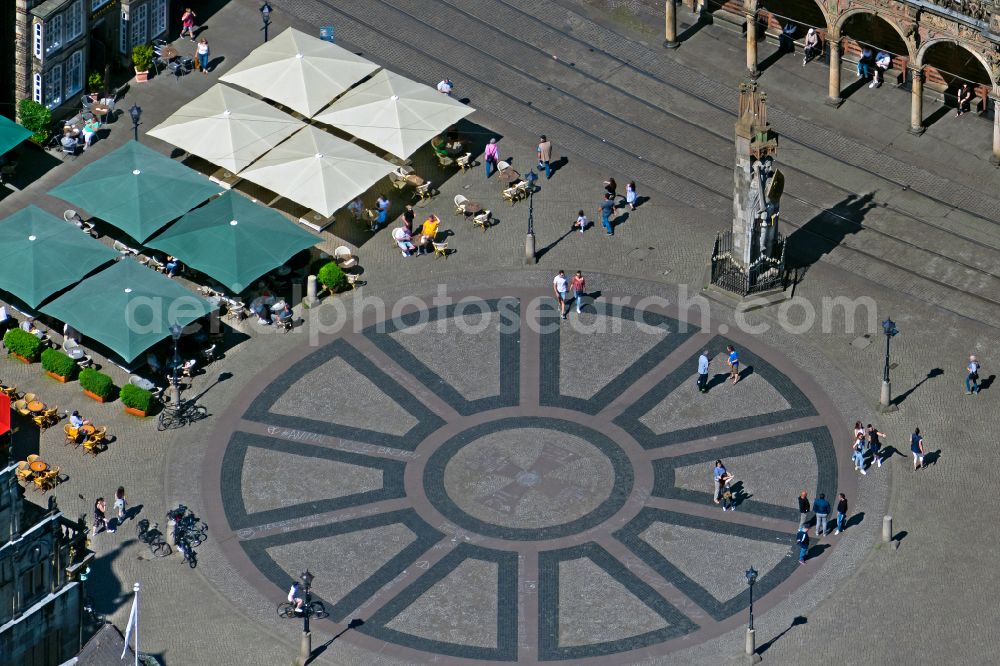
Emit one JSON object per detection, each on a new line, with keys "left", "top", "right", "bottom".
{"left": 317, "top": 262, "right": 347, "bottom": 292}
{"left": 79, "top": 368, "right": 114, "bottom": 399}
{"left": 131, "top": 44, "right": 154, "bottom": 72}
{"left": 120, "top": 384, "right": 153, "bottom": 413}
{"left": 4, "top": 328, "right": 42, "bottom": 361}
{"left": 17, "top": 100, "right": 51, "bottom": 145}
{"left": 41, "top": 349, "right": 77, "bottom": 378}
{"left": 87, "top": 71, "right": 103, "bottom": 92}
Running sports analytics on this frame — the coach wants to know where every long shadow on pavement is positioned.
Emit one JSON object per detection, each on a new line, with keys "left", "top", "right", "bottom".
{"left": 892, "top": 367, "right": 943, "bottom": 406}
{"left": 756, "top": 615, "right": 808, "bottom": 656}
{"left": 787, "top": 192, "right": 875, "bottom": 280}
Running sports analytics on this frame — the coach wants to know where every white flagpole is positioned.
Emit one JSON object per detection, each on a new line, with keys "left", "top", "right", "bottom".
{"left": 120, "top": 582, "right": 138, "bottom": 660}
{"left": 133, "top": 581, "right": 140, "bottom": 666}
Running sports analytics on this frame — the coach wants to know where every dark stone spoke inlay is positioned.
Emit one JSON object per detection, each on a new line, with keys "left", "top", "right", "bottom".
{"left": 221, "top": 431, "right": 406, "bottom": 530}
{"left": 539, "top": 300, "right": 698, "bottom": 415}
{"left": 614, "top": 508, "right": 798, "bottom": 621}
{"left": 651, "top": 427, "right": 838, "bottom": 522}
{"left": 358, "top": 543, "right": 519, "bottom": 661}
{"left": 364, "top": 298, "right": 521, "bottom": 415}
{"left": 240, "top": 509, "right": 443, "bottom": 622}
{"left": 538, "top": 542, "right": 698, "bottom": 660}
{"left": 614, "top": 336, "right": 816, "bottom": 449}
{"left": 243, "top": 338, "right": 444, "bottom": 451}
{"left": 424, "top": 417, "right": 634, "bottom": 541}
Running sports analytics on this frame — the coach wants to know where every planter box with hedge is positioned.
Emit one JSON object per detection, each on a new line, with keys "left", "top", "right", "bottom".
{"left": 41, "top": 349, "right": 77, "bottom": 382}
{"left": 120, "top": 384, "right": 154, "bottom": 417}
{"left": 4, "top": 329, "right": 42, "bottom": 363}
{"left": 79, "top": 368, "right": 114, "bottom": 403}
{"left": 317, "top": 262, "right": 347, "bottom": 294}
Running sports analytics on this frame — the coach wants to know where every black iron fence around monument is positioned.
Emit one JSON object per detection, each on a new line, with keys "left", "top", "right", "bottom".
{"left": 710, "top": 231, "right": 787, "bottom": 296}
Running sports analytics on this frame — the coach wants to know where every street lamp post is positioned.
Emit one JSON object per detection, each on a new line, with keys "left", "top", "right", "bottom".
{"left": 169, "top": 323, "right": 182, "bottom": 408}
{"left": 299, "top": 570, "right": 314, "bottom": 665}
{"left": 880, "top": 317, "right": 897, "bottom": 409}
{"left": 525, "top": 169, "right": 538, "bottom": 265}
{"left": 745, "top": 567, "right": 761, "bottom": 662}
{"left": 129, "top": 104, "right": 142, "bottom": 142}
{"left": 260, "top": 2, "right": 273, "bottom": 42}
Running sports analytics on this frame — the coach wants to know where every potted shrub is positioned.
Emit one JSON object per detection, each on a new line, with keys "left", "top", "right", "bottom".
{"left": 316, "top": 262, "right": 347, "bottom": 295}
{"left": 17, "top": 99, "right": 52, "bottom": 146}
{"left": 3, "top": 329, "right": 41, "bottom": 363}
{"left": 41, "top": 348, "right": 77, "bottom": 382}
{"left": 120, "top": 384, "right": 153, "bottom": 417}
{"left": 79, "top": 367, "right": 115, "bottom": 403}
{"left": 132, "top": 45, "right": 154, "bottom": 82}
{"left": 87, "top": 71, "right": 104, "bottom": 96}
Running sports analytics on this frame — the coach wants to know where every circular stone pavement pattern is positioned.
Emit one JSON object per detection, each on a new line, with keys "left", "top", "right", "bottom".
{"left": 202, "top": 287, "right": 856, "bottom": 664}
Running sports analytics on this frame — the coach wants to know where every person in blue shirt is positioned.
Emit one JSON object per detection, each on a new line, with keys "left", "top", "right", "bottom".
{"left": 812, "top": 493, "right": 831, "bottom": 537}
{"left": 727, "top": 345, "right": 740, "bottom": 384}
{"left": 712, "top": 460, "right": 728, "bottom": 504}
{"left": 966, "top": 355, "right": 981, "bottom": 394}
{"left": 697, "top": 351, "right": 710, "bottom": 393}
{"left": 911, "top": 428, "right": 925, "bottom": 470}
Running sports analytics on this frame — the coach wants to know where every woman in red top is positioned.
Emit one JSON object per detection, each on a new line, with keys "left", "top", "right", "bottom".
{"left": 181, "top": 8, "right": 197, "bottom": 40}
{"left": 570, "top": 271, "right": 586, "bottom": 315}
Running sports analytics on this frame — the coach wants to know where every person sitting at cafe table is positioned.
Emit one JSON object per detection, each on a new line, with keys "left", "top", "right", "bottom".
{"left": 393, "top": 227, "right": 417, "bottom": 257}
{"left": 278, "top": 302, "right": 293, "bottom": 326}
{"left": 69, "top": 411, "right": 91, "bottom": 429}
{"left": 20, "top": 317, "right": 43, "bottom": 335}
{"left": 61, "top": 132, "right": 80, "bottom": 153}
{"left": 165, "top": 255, "right": 180, "bottom": 277}
{"left": 82, "top": 118, "right": 101, "bottom": 151}
{"left": 416, "top": 215, "right": 440, "bottom": 254}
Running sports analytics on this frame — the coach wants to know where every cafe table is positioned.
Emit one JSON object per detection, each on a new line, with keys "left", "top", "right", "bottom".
{"left": 27, "top": 400, "right": 45, "bottom": 413}
{"left": 29, "top": 460, "right": 48, "bottom": 473}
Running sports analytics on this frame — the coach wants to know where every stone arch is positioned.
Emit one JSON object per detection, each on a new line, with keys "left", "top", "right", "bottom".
{"left": 833, "top": 9, "right": 916, "bottom": 60}
{"left": 915, "top": 38, "right": 996, "bottom": 88}
{"left": 759, "top": 0, "right": 834, "bottom": 33}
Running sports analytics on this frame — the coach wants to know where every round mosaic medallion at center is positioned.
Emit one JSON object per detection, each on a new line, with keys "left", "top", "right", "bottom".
{"left": 425, "top": 417, "right": 635, "bottom": 540}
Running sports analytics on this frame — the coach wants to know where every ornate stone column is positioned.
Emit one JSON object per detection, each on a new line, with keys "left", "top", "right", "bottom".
{"left": 908, "top": 67, "right": 925, "bottom": 135}
{"left": 826, "top": 39, "right": 843, "bottom": 107}
{"left": 746, "top": 13, "right": 759, "bottom": 77}
{"left": 665, "top": 0, "right": 679, "bottom": 48}
{"left": 991, "top": 93, "right": 1000, "bottom": 164}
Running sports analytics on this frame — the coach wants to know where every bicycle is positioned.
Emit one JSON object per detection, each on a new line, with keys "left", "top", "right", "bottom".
{"left": 167, "top": 505, "right": 208, "bottom": 547}
{"left": 136, "top": 519, "right": 172, "bottom": 558}
{"left": 175, "top": 535, "right": 198, "bottom": 568}
{"left": 156, "top": 401, "right": 208, "bottom": 431}
{"left": 277, "top": 600, "right": 328, "bottom": 619}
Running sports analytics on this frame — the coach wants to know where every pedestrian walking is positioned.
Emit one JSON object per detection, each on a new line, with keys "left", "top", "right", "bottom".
{"left": 835, "top": 493, "right": 848, "bottom": 534}
{"left": 696, "top": 350, "right": 710, "bottom": 393}
{"left": 402, "top": 205, "right": 415, "bottom": 233}
{"left": 114, "top": 486, "right": 127, "bottom": 522}
{"left": 796, "top": 526, "right": 810, "bottom": 564}
{"left": 598, "top": 194, "right": 615, "bottom": 236}
{"left": 537, "top": 135, "right": 552, "bottom": 179}
{"left": 726, "top": 345, "right": 740, "bottom": 384}
{"left": 484, "top": 138, "right": 499, "bottom": 178}
{"left": 603, "top": 177, "right": 617, "bottom": 199}
{"left": 375, "top": 194, "right": 390, "bottom": 230}
{"left": 802, "top": 28, "right": 820, "bottom": 65}
{"left": 966, "top": 354, "right": 981, "bottom": 394}
{"left": 574, "top": 210, "right": 588, "bottom": 233}
{"left": 812, "top": 493, "right": 831, "bottom": 537}
{"left": 92, "top": 498, "right": 107, "bottom": 536}
{"left": 857, "top": 46, "right": 873, "bottom": 79}
{"left": 625, "top": 181, "right": 638, "bottom": 211}
{"left": 180, "top": 7, "right": 197, "bottom": 40}
{"left": 852, "top": 431, "right": 867, "bottom": 475}
{"left": 553, "top": 270, "right": 569, "bottom": 320}
{"left": 713, "top": 460, "right": 733, "bottom": 504}
{"left": 570, "top": 271, "right": 586, "bottom": 314}
{"left": 910, "top": 428, "right": 925, "bottom": 470}
{"left": 798, "top": 490, "right": 810, "bottom": 528}
{"left": 196, "top": 38, "right": 210, "bottom": 74}
{"left": 867, "top": 424, "right": 886, "bottom": 468}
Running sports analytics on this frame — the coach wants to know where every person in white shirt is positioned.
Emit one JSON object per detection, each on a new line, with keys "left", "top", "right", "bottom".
{"left": 552, "top": 270, "right": 569, "bottom": 320}
{"left": 69, "top": 411, "right": 89, "bottom": 429}
{"left": 872, "top": 51, "right": 891, "bottom": 88}
{"left": 288, "top": 583, "right": 304, "bottom": 613}
{"left": 437, "top": 78, "right": 453, "bottom": 95}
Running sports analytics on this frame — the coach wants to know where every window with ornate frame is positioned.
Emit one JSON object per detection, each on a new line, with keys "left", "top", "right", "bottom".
{"left": 43, "top": 64, "right": 63, "bottom": 109}
{"left": 65, "top": 49, "right": 84, "bottom": 99}
{"left": 130, "top": 3, "right": 147, "bottom": 48}
{"left": 151, "top": 0, "right": 167, "bottom": 38}
{"left": 66, "top": 1, "right": 84, "bottom": 43}
{"left": 44, "top": 14, "right": 63, "bottom": 56}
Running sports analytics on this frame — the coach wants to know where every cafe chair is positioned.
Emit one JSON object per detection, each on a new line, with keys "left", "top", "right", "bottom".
{"left": 414, "top": 181, "right": 433, "bottom": 202}
{"left": 334, "top": 246, "right": 357, "bottom": 270}
{"left": 433, "top": 241, "right": 449, "bottom": 259}
{"left": 389, "top": 172, "right": 408, "bottom": 191}
{"left": 201, "top": 344, "right": 217, "bottom": 364}
{"left": 473, "top": 210, "right": 492, "bottom": 232}
{"left": 346, "top": 273, "right": 364, "bottom": 289}
{"left": 513, "top": 181, "right": 531, "bottom": 200}
{"left": 22, "top": 393, "right": 36, "bottom": 404}
{"left": 113, "top": 240, "right": 138, "bottom": 255}
{"left": 1, "top": 385, "right": 19, "bottom": 398}
{"left": 496, "top": 160, "right": 511, "bottom": 172}
{"left": 83, "top": 437, "right": 102, "bottom": 456}
{"left": 502, "top": 186, "right": 519, "bottom": 206}
{"left": 456, "top": 153, "right": 473, "bottom": 171}
{"left": 64, "top": 424, "right": 80, "bottom": 446}
{"left": 453, "top": 195, "right": 468, "bottom": 215}
{"left": 26, "top": 454, "right": 39, "bottom": 465}
{"left": 13, "top": 399, "right": 31, "bottom": 416}
{"left": 33, "top": 414, "right": 49, "bottom": 431}
{"left": 15, "top": 462, "right": 32, "bottom": 483}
